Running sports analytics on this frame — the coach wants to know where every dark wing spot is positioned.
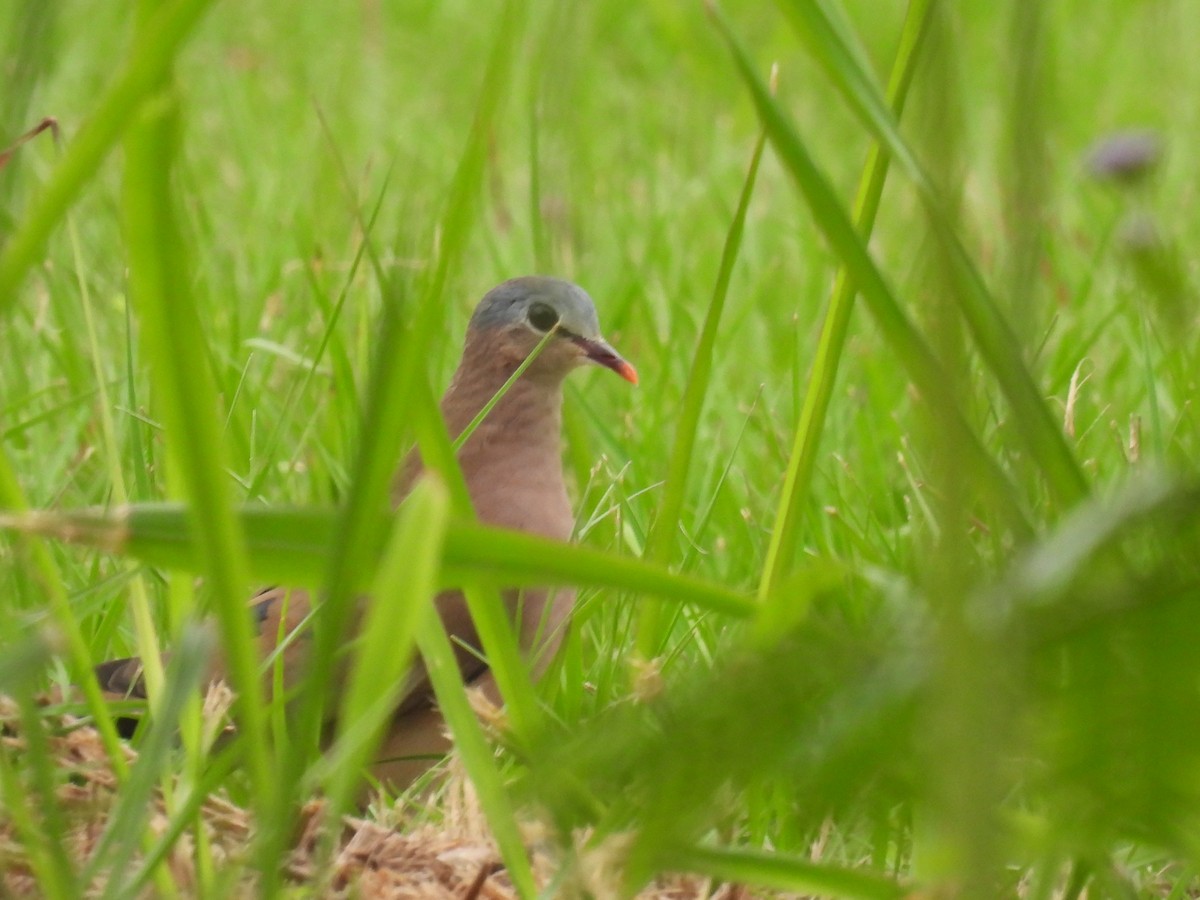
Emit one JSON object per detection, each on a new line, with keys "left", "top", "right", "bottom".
{"left": 94, "top": 656, "right": 149, "bottom": 739}
{"left": 95, "top": 656, "right": 149, "bottom": 699}
{"left": 251, "top": 589, "right": 279, "bottom": 626}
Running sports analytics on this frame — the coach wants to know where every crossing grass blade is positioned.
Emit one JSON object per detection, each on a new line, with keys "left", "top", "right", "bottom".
{"left": 399, "top": 0, "right": 547, "bottom": 752}
{"left": 774, "top": 0, "right": 1089, "bottom": 510}
{"left": 711, "top": 8, "right": 1033, "bottom": 542}
{"left": 0, "top": 503, "right": 755, "bottom": 619}
{"left": 755, "top": 0, "right": 932, "bottom": 603}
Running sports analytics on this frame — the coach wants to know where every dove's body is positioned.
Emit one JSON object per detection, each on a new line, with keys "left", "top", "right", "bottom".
{"left": 95, "top": 276, "right": 636, "bottom": 789}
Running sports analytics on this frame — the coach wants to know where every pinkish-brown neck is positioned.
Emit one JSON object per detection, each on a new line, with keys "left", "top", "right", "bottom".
{"left": 435, "top": 348, "right": 573, "bottom": 540}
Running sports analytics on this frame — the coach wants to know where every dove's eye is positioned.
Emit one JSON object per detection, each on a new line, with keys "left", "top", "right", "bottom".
{"left": 528, "top": 302, "right": 560, "bottom": 332}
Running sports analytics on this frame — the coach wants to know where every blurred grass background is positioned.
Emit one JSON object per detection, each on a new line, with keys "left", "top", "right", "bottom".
{"left": 2, "top": 0, "right": 1200, "bottom": 896}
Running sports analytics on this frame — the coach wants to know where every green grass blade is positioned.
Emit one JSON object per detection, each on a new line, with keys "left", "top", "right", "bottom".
{"left": 637, "top": 120, "right": 769, "bottom": 657}
{"left": 120, "top": 88, "right": 276, "bottom": 872}
{"left": 88, "top": 625, "right": 213, "bottom": 899}
{"left": 445, "top": 522, "right": 753, "bottom": 618}
{"left": 775, "top": 0, "right": 1089, "bottom": 509}
{"left": 304, "top": 0, "right": 547, "bottom": 753}
{"left": 413, "top": 580, "right": 538, "bottom": 899}
{"left": 400, "top": 0, "right": 545, "bottom": 748}
{"left": 65, "top": 162, "right": 167, "bottom": 727}
{"left": 0, "top": 504, "right": 755, "bottom": 619}
{"left": 774, "top": 0, "right": 927, "bottom": 184}
{"left": 711, "top": 10, "right": 1032, "bottom": 552}
{"left": 452, "top": 327, "right": 557, "bottom": 452}
{"left": 123, "top": 301, "right": 155, "bottom": 502}
{"left": 756, "top": 0, "right": 932, "bottom": 600}
{"left": 320, "top": 478, "right": 447, "bottom": 818}
{"left": 293, "top": 0, "right": 530, "bottom": 786}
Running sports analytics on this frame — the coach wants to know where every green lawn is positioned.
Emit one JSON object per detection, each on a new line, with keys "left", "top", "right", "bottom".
{"left": 2, "top": 0, "right": 1200, "bottom": 896}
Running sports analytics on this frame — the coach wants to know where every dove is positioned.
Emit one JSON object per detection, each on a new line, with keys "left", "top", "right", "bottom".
{"left": 94, "top": 276, "right": 636, "bottom": 789}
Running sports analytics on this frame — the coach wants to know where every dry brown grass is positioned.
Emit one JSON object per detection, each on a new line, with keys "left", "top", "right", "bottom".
{"left": 0, "top": 700, "right": 770, "bottom": 899}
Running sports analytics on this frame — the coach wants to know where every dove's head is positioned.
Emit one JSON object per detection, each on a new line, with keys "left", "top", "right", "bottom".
{"left": 466, "top": 276, "right": 637, "bottom": 385}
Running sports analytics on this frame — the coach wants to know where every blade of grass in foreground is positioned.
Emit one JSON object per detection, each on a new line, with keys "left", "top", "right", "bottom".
{"left": 413, "top": 373, "right": 544, "bottom": 740}
{"left": 637, "top": 100, "right": 770, "bottom": 658}
{"left": 313, "top": 76, "right": 544, "bottom": 751}
{"left": 84, "top": 625, "right": 213, "bottom": 900}
{"left": 0, "top": 114, "right": 135, "bottom": 774}
{"left": 711, "top": 9, "right": 1032, "bottom": 546}
{"left": 121, "top": 88, "right": 275, "bottom": 881}
{"left": 66, "top": 159, "right": 167, "bottom": 735}
{"left": 0, "top": 504, "right": 755, "bottom": 619}
{"left": 773, "top": 0, "right": 926, "bottom": 180}
{"left": 319, "top": 479, "right": 446, "bottom": 822}
{"left": 774, "top": 0, "right": 1089, "bottom": 509}
{"left": 755, "top": 0, "right": 932, "bottom": 602}
{"left": 295, "top": 0, "right": 532, "bottom": 793}
{"left": 414, "top": 576, "right": 538, "bottom": 898}
{"left": 0, "top": 0, "right": 217, "bottom": 306}
{"left": 400, "top": 0, "right": 546, "bottom": 748}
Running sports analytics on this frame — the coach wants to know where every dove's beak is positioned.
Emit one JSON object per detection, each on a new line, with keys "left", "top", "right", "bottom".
{"left": 574, "top": 335, "right": 638, "bottom": 384}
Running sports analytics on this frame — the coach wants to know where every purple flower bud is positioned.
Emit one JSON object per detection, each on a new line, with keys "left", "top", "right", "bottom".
{"left": 1085, "top": 130, "right": 1162, "bottom": 183}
